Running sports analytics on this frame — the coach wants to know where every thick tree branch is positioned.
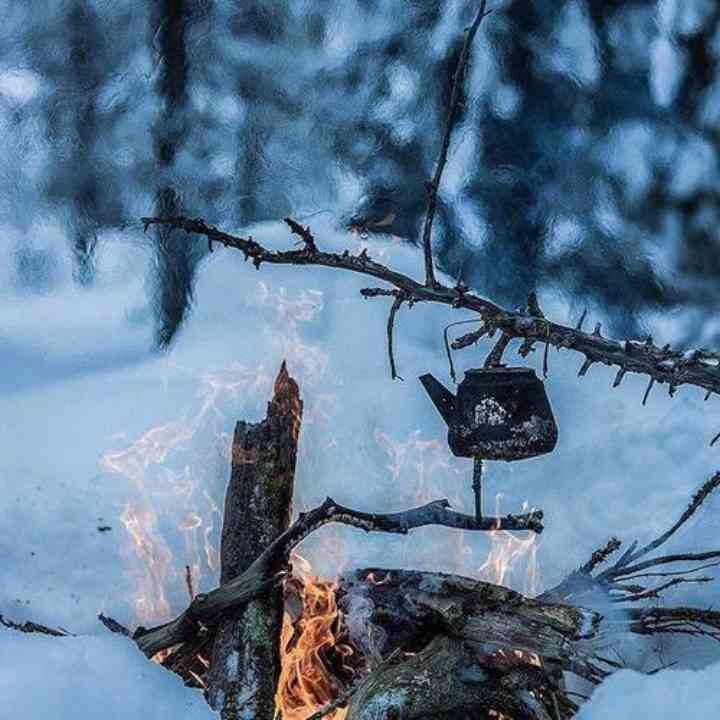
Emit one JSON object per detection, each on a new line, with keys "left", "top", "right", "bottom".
{"left": 140, "top": 215, "right": 720, "bottom": 405}
{"left": 132, "top": 496, "right": 543, "bottom": 657}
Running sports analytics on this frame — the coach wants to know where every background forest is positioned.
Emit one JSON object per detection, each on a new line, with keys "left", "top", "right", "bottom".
{"left": 3, "top": 0, "right": 720, "bottom": 347}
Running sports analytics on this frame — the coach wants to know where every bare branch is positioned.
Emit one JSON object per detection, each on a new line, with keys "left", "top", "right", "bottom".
{"left": 451, "top": 323, "right": 492, "bottom": 350}
{"left": 628, "top": 606, "right": 720, "bottom": 641}
{"left": 132, "top": 496, "right": 543, "bottom": 657}
{"left": 575, "top": 308, "right": 587, "bottom": 331}
{"left": 420, "top": 1, "right": 489, "bottom": 288}
{"left": 139, "top": 215, "right": 720, "bottom": 402}
{"left": 0, "top": 615, "right": 70, "bottom": 637}
{"left": 642, "top": 378, "right": 655, "bottom": 406}
{"left": 485, "top": 332, "right": 512, "bottom": 368}
{"left": 98, "top": 613, "right": 131, "bottom": 637}
{"left": 602, "top": 472, "right": 720, "bottom": 577}
{"left": 619, "top": 561, "right": 720, "bottom": 581}
{"left": 613, "top": 576, "right": 713, "bottom": 603}
{"left": 607, "top": 550, "right": 720, "bottom": 579}
{"left": 387, "top": 292, "right": 406, "bottom": 380}
{"left": 284, "top": 217, "right": 318, "bottom": 253}
{"left": 579, "top": 537, "right": 622, "bottom": 575}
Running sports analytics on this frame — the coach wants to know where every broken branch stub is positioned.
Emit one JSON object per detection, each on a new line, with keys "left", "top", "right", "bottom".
{"left": 205, "top": 362, "right": 302, "bottom": 719}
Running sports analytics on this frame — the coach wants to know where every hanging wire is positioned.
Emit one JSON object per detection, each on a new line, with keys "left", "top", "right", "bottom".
{"left": 442, "top": 318, "right": 484, "bottom": 383}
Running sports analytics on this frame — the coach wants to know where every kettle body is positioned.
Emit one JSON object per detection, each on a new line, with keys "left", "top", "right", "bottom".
{"left": 419, "top": 367, "right": 558, "bottom": 460}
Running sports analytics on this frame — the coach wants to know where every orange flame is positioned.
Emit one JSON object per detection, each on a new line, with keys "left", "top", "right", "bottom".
{"left": 100, "top": 363, "right": 271, "bottom": 625}
{"left": 119, "top": 501, "right": 173, "bottom": 622}
{"left": 275, "top": 560, "right": 350, "bottom": 720}
{"left": 477, "top": 496, "right": 541, "bottom": 596}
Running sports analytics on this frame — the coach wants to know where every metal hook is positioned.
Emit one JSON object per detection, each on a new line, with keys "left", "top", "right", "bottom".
{"left": 442, "top": 318, "right": 484, "bottom": 383}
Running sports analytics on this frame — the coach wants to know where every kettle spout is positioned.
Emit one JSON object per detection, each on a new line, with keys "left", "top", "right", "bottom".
{"left": 419, "top": 374, "right": 457, "bottom": 427}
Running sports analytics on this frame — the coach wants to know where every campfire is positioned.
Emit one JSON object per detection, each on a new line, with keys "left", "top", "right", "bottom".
{"left": 7, "top": 1, "right": 720, "bottom": 718}
{"left": 88, "top": 360, "right": 720, "bottom": 720}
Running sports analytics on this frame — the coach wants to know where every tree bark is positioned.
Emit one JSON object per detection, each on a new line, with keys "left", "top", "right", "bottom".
{"left": 345, "top": 635, "right": 556, "bottom": 720}
{"left": 206, "top": 362, "right": 302, "bottom": 719}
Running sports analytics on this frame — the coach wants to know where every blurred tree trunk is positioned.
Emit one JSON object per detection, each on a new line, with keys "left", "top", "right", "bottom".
{"left": 151, "top": 0, "right": 205, "bottom": 348}
{"left": 67, "top": 1, "right": 101, "bottom": 285}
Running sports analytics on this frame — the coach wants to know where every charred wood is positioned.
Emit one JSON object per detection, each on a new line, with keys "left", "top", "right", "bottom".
{"left": 205, "top": 361, "right": 302, "bottom": 719}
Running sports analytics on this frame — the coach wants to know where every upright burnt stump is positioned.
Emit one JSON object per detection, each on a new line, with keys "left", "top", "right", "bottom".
{"left": 206, "top": 362, "right": 302, "bottom": 719}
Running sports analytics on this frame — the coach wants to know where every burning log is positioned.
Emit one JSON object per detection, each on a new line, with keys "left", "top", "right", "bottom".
{"left": 86, "top": 344, "right": 720, "bottom": 716}
{"left": 307, "top": 474, "right": 720, "bottom": 718}
{"left": 344, "top": 635, "right": 561, "bottom": 720}
{"left": 203, "top": 361, "right": 303, "bottom": 719}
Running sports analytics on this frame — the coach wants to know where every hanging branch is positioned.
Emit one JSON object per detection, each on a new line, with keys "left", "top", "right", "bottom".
{"left": 139, "top": 1, "right": 720, "bottom": 410}
{"left": 140, "top": 215, "right": 720, "bottom": 404}
{"left": 420, "top": 1, "right": 489, "bottom": 288}
{"left": 387, "top": 291, "right": 406, "bottom": 380}
{"left": 484, "top": 332, "right": 512, "bottom": 367}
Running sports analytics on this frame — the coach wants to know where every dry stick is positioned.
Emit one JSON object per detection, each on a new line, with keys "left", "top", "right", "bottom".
{"left": 0, "top": 615, "right": 70, "bottom": 637}
{"left": 579, "top": 537, "right": 622, "bottom": 575}
{"left": 542, "top": 472, "right": 720, "bottom": 605}
{"left": 420, "top": 1, "right": 490, "bottom": 288}
{"left": 484, "top": 332, "right": 512, "bottom": 367}
{"left": 139, "top": 216, "right": 720, "bottom": 403}
{"left": 98, "top": 613, "right": 131, "bottom": 637}
{"left": 387, "top": 292, "right": 406, "bottom": 380}
{"left": 613, "top": 576, "right": 713, "bottom": 603}
{"left": 620, "top": 560, "right": 720, "bottom": 581}
{"left": 609, "top": 550, "right": 720, "bottom": 579}
{"left": 184, "top": 565, "right": 194, "bottom": 602}
{"left": 628, "top": 606, "right": 720, "bottom": 640}
{"left": 132, "top": 497, "right": 543, "bottom": 658}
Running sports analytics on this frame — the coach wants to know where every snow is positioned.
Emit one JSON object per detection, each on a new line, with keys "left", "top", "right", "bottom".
{"left": 0, "top": 631, "right": 215, "bottom": 720}
{"left": 577, "top": 662, "right": 720, "bottom": 719}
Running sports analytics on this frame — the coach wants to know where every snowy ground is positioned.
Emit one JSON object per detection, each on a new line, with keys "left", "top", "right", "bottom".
{"left": 1, "top": 632, "right": 215, "bottom": 720}
{"left": 2, "top": 217, "right": 720, "bottom": 716}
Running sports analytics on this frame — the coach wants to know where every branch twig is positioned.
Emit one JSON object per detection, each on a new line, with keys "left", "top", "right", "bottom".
{"left": 420, "top": 1, "right": 489, "bottom": 288}
{"left": 0, "top": 615, "right": 70, "bottom": 637}
{"left": 542, "top": 472, "right": 720, "bottom": 606}
{"left": 140, "top": 215, "right": 720, "bottom": 402}
{"left": 387, "top": 292, "right": 405, "bottom": 380}
{"left": 601, "top": 472, "right": 720, "bottom": 579}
